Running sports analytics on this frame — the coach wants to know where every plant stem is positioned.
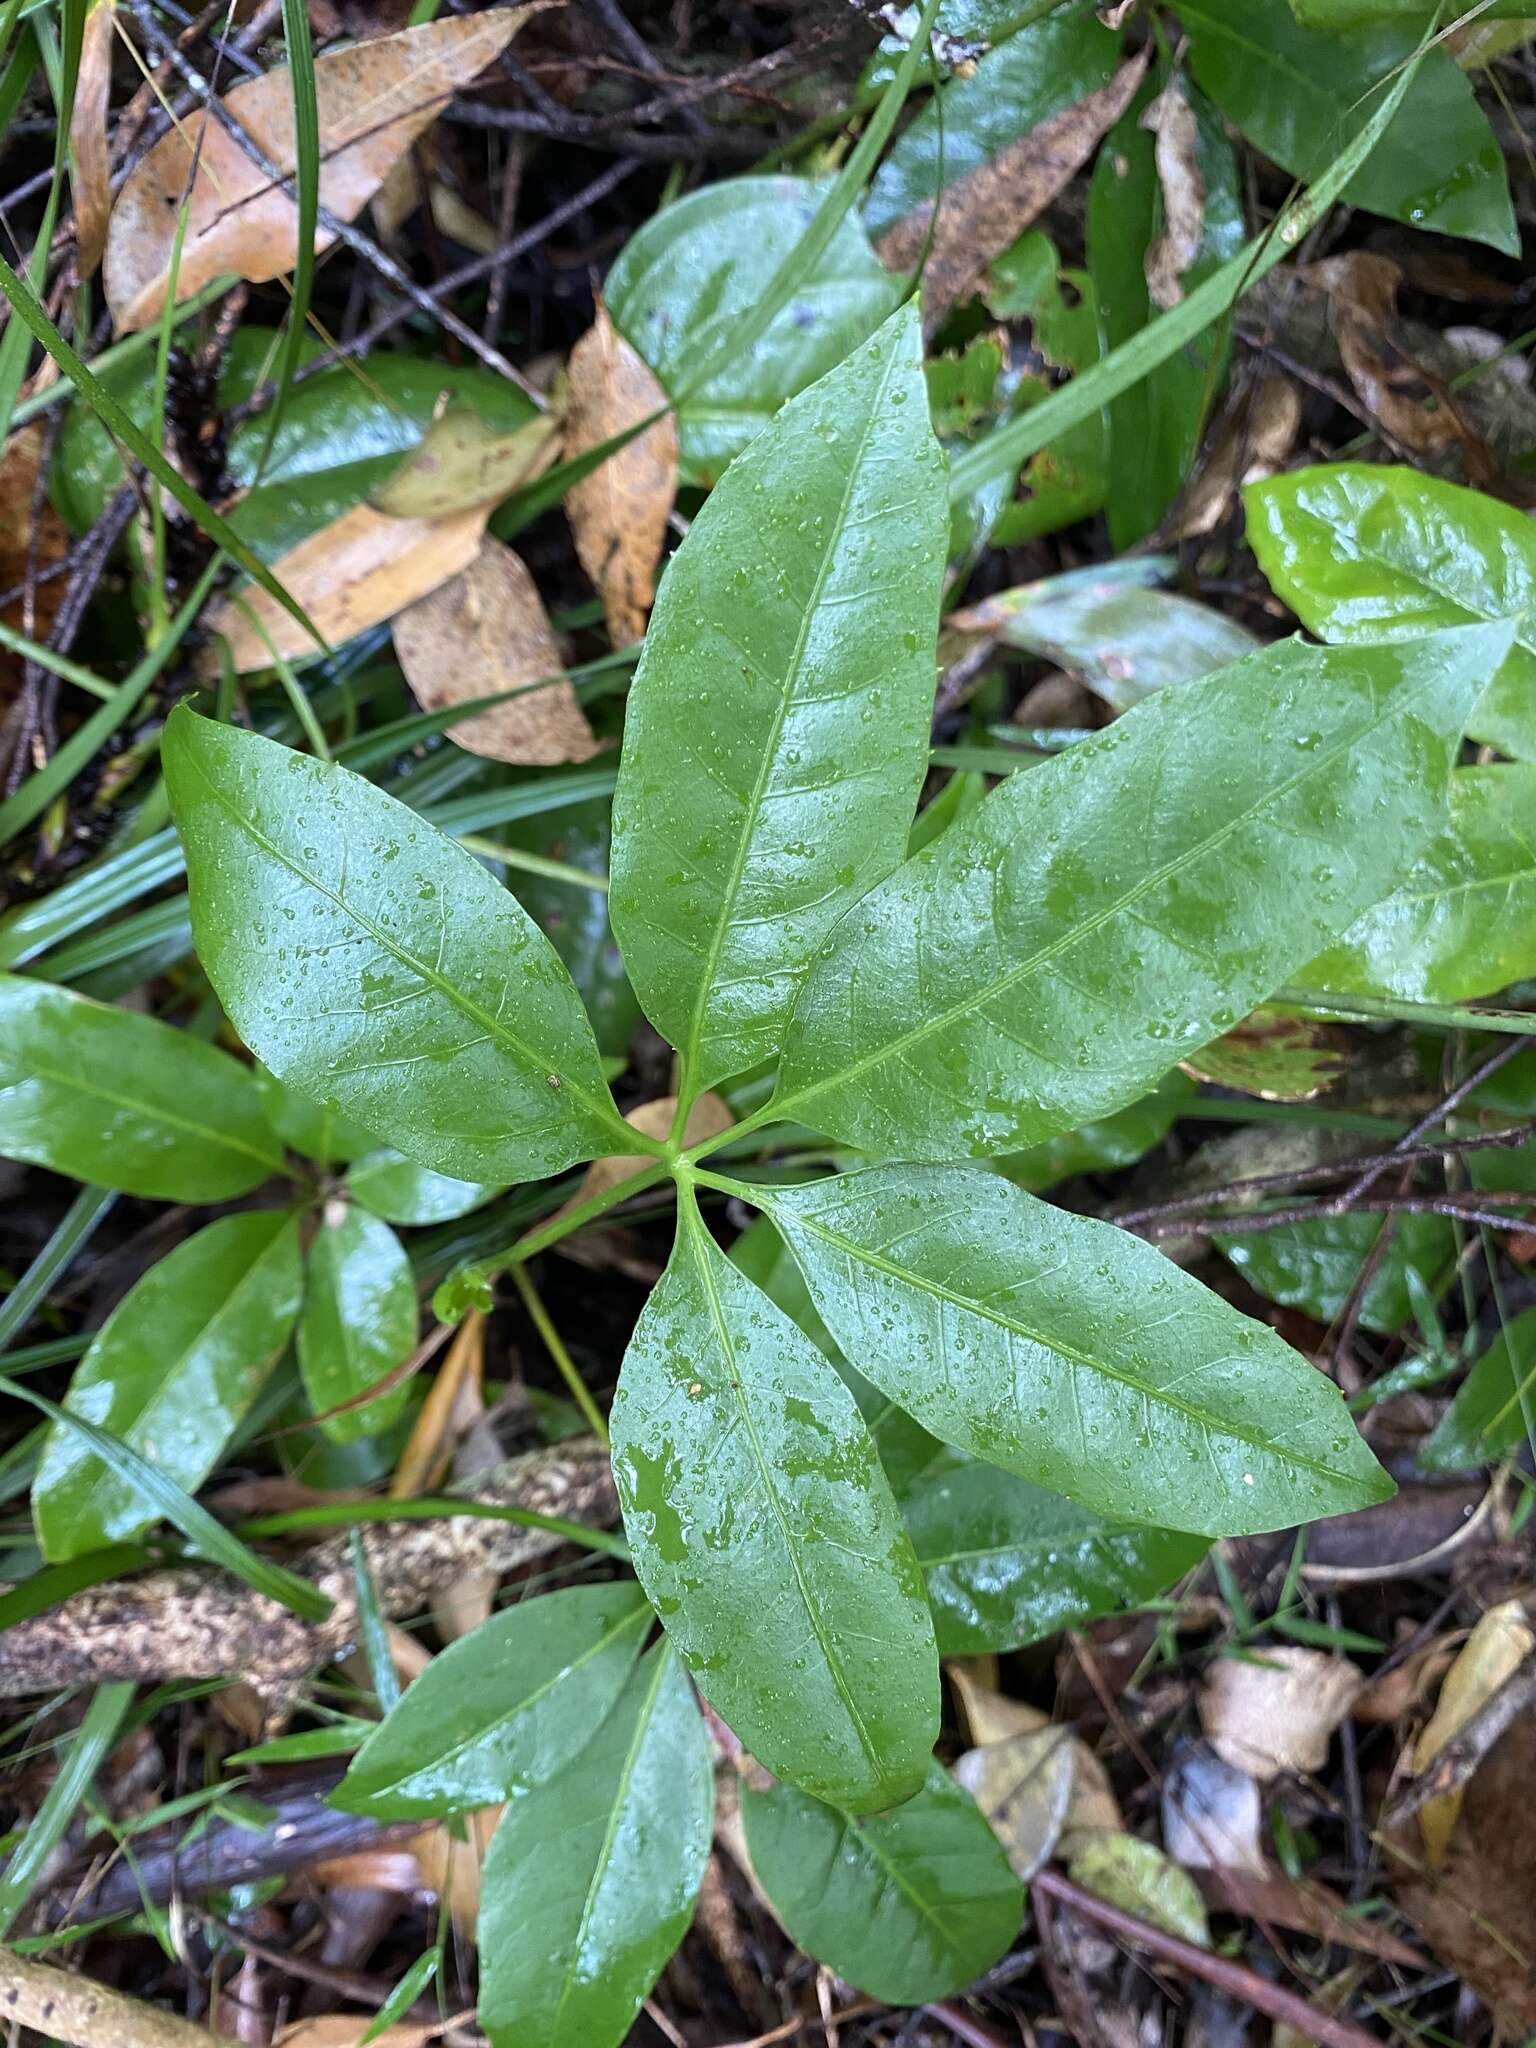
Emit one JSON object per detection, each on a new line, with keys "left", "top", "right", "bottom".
{"left": 512, "top": 1263, "right": 610, "bottom": 1448}
{"left": 456, "top": 835, "right": 609, "bottom": 892}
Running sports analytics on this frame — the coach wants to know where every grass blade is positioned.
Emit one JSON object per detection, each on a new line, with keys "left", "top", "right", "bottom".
{"left": 0, "top": 1682, "right": 133, "bottom": 1937}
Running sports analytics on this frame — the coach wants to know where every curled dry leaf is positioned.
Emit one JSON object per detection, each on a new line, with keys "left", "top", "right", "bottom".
{"left": 1200, "top": 1645, "right": 1363, "bottom": 1781}
{"left": 1412, "top": 1598, "right": 1534, "bottom": 1867}
{"left": 563, "top": 304, "right": 679, "bottom": 650}
{"left": 1177, "top": 371, "right": 1301, "bottom": 538}
{"left": 392, "top": 536, "right": 598, "bottom": 766}
{"left": 207, "top": 500, "right": 489, "bottom": 671}
{"left": 389, "top": 1310, "right": 485, "bottom": 1503}
{"left": 70, "top": 0, "right": 116, "bottom": 282}
{"left": 1140, "top": 73, "right": 1204, "bottom": 310}
{"left": 370, "top": 406, "right": 560, "bottom": 521}
{"left": 878, "top": 49, "right": 1150, "bottom": 330}
{"left": 1182, "top": 1006, "right": 1350, "bottom": 1102}
{"left": 104, "top": 10, "right": 532, "bottom": 333}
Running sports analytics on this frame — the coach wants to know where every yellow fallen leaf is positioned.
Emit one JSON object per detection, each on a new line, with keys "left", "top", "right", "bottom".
{"left": 563, "top": 304, "right": 678, "bottom": 648}
{"left": 371, "top": 406, "right": 560, "bottom": 521}
{"left": 206, "top": 500, "right": 489, "bottom": 671}
{"left": 70, "top": 0, "right": 115, "bottom": 282}
{"left": 948, "top": 1666, "right": 1122, "bottom": 1855}
{"left": 279, "top": 2024, "right": 439, "bottom": 2048}
{"left": 104, "top": 10, "right": 535, "bottom": 333}
{"left": 1413, "top": 1598, "right": 1535, "bottom": 1867}
{"left": 390, "top": 1311, "right": 484, "bottom": 1502}
{"left": 392, "top": 536, "right": 598, "bottom": 765}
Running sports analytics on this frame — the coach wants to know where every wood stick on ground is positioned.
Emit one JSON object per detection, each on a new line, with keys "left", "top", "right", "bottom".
{"left": 0, "top": 1946, "right": 223, "bottom": 2048}
{"left": 0, "top": 1440, "right": 616, "bottom": 1699}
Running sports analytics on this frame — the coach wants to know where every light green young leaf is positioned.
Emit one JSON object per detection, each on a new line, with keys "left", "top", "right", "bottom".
{"left": 1070, "top": 1832, "right": 1210, "bottom": 1946}
{"left": 606, "top": 177, "right": 899, "bottom": 484}
{"left": 610, "top": 301, "right": 947, "bottom": 1100}
{"left": 477, "top": 1642, "right": 713, "bottom": 2048}
{"left": 759, "top": 1165, "right": 1392, "bottom": 1538}
{"left": 769, "top": 626, "right": 1507, "bottom": 1161}
{"left": 1180, "top": 0, "right": 1517, "bottom": 251}
{"left": 163, "top": 709, "right": 632, "bottom": 1184}
{"left": 741, "top": 1760, "right": 1022, "bottom": 2004}
{"left": 610, "top": 1187, "right": 938, "bottom": 1812}
{"left": 1245, "top": 463, "right": 1536, "bottom": 759}
{"left": 334, "top": 1584, "right": 649, "bottom": 1817}
{"left": 33, "top": 1212, "right": 303, "bottom": 1561}
{"left": 299, "top": 1207, "right": 416, "bottom": 1443}
{"left": 346, "top": 1148, "right": 501, "bottom": 1226}
{"left": 0, "top": 974, "right": 282, "bottom": 1200}
{"left": 900, "top": 1450, "right": 1207, "bottom": 1655}
{"left": 1306, "top": 766, "right": 1536, "bottom": 1003}
{"left": 1421, "top": 1307, "right": 1536, "bottom": 1471}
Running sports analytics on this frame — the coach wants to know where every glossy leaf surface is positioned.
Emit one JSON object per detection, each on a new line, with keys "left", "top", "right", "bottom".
{"left": 763, "top": 1165, "right": 1392, "bottom": 1537}
{"left": 298, "top": 1207, "right": 417, "bottom": 1443}
{"left": 33, "top": 1213, "right": 302, "bottom": 1560}
{"left": 1421, "top": 1308, "right": 1536, "bottom": 1471}
{"left": 605, "top": 177, "right": 899, "bottom": 483}
{"left": 610, "top": 1190, "right": 938, "bottom": 1811}
{"left": 164, "top": 710, "right": 629, "bottom": 1183}
{"left": 998, "top": 1074, "right": 1196, "bottom": 1195}
{"left": 0, "top": 973, "right": 281, "bottom": 1200}
{"left": 900, "top": 1448, "right": 1207, "bottom": 1654}
{"left": 335, "top": 1584, "right": 649, "bottom": 1816}
{"left": 1181, "top": 0, "right": 1517, "bottom": 251}
{"left": 610, "top": 303, "right": 946, "bottom": 1096}
{"left": 741, "top": 1760, "right": 1022, "bottom": 2004}
{"left": 771, "top": 628, "right": 1500, "bottom": 1161}
{"left": 1306, "top": 766, "right": 1536, "bottom": 1003}
{"left": 478, "top": 1643, "right": 713, "bottom": 2048}
{"left": 1217, "top": 1211, "right": 1456, "bottom": 1335}
{"left": 1245, "top": 463, "right": 1536, "bottom": 758}
{"left": 346, "top": 1148, "right": 501, "bottom": 1226}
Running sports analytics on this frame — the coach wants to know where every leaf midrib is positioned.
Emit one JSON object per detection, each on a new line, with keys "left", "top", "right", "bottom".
{"left": 774, "top": 653, "right": 1457, "bottom": 1129}
{"left": 840, "top": 1789, "right": 990, "bottom": 1959}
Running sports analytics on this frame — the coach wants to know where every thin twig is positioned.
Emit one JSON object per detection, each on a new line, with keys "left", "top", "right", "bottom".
{"left": 1383, "top": 1648, "right": 1536, "bottom": 1827}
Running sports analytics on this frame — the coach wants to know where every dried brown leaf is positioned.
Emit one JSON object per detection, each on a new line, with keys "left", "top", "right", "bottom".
{"left": 563, "top": 305, "right": 678, "bottom": 649}
{"left": 1194, "top": 1864, "right": 1424, "bottom": 1967}
{"left": 0, "top": 426, "right": 70, "bottom": 692}
{"left": 1177, "top": 371, "right": 1301, "bottom": 538}
{"left": 390, "top": 1311, "right": 484, "bottom": 1502}
{"left": 280, "top": 2026, "right": 439, "bottom": 2048}
{"left": 207, "top": 499, "right": 489, "bottom": 671}
{"left": 391, "top": 536, "right": 597, "bottom": 765}
{"left": 371, "top": 406, "right": 560, "bottom": 521}
{"left": 1140, "top": 73, "right": 1203, "bottom": 311}
{"left": 878, "top": 49, "right": 1149, "bottom": 331}
{"left": 1200, "top": 1646, "right": 1363, "bottom": 1782}
{"left": 104, "top": 10, "right": 533, "bottom": 333}
{"left": 1412, "top": 1599, "right": 1534, "bottom": 1867}
{"left": 71, "top": 0, "right": 116, "bottom": 282}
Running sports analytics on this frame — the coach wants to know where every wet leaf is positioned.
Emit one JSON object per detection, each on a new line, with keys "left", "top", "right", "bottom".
{"left": 477, "top": 1643, "right": 713, "bottom": 2048}
{"left": 208, "top": 499, "right": 490, "bottom": 672}
{"left": 770, "top": 629, "right": 1500, "bottom": 1162}
{"left": 948, "top": 1669, "right": 1125, "bottom": 1850}
{"left": 104, "top": 12, "right": 532, "bottom": 332}
{"left": 392, "top": 536, "right": 598, "bottom": 765}
{"left": 34, "top": 1213, "right": 303, "bottom": 1560}
{"left": 0, "top": 426, "right": 71, "bottom": 692}
{"left": 69, "top": 0, "right": 114, "bottom": 282}
{"left": 998, "top": 1074, "right": 1197, "bottom": 1194}
{"left": 335, "top": 1584, "right": 649, "bottom": 1817}
{"left": 1183, "top": 1007, "right": 1349, "bottom": 1101}
{"left": 370, "top": 407, "right": 559, "bottom": 521}
{"left": 1412, "top": 1599, "right": 1534, "bottom": 1865}
{"left": 299, "top": 1206, "right": 417, "bottom": 1443}
{"left": 346, "top": 1150, "right": 501, "bottom": 1228}
{"left": 742, "top": 1761, "right": 1023, "bottom": 2003}
{"left": 762, "top": 1165, "right": 1392, "bottom": 1538}
{"left": 563, "top": 303, "right": 678, "bottom": 648}
{"left": 0, "top": 972, "right": 281, "bottom": 1200}
{"left": 1070, "top": 1833, "right": 1211, "bottom": 1945}
{"left": 1200, "top": 1646, "right": 1363, "bottom": 1781}
{"left": 163, "top": 711, "right": 629, "bottom": 1184}
{"left": 1217, "top": 1211, "right": 1457, "bottom": 1336}
{"left": 1421, "top": 1306, "right": 1536, "bottom": 1472}
{"left": 609, "top": 1189, "right": 939, "bottom": 1813}
{"left": 610, "top": 302, "right": 946, "bottom": 1096}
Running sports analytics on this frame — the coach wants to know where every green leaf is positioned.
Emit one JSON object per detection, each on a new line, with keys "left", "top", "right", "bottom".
{"left": 256, "top": 1064, "right": 377, "bottom": 1164}
{"left": 1087, "top": 73, "right": 1245, "bottom": 547}
{"left": 863, "top": 8, "right": 1119, "bottom": 239}
{"left": 741, "top": 1760, "right": 1022, "bottom": 2004}
{"left": 610, "top": 1188, "right": 938, "bottom": 1811}
{"left": 299, "top": 1207, "right": 417, "bottom": 1443}
{"left": 0, "top": 973, "right": 282, "bottom": 1200}
{"left": 998, "top": 1073, "right": 1197, "bottom": 1194}
{"left": 1217, "top": 1210, "right": 1456, "bottom": 1335}
{"left": 605, "top": 177, "right": 900, "bottom": 485}
{"left": 503, "top": 794, "right": 640, "bottom": 1061}
{"left": 33, "top": 1213, "right": 303, "bottom": 1562}
{"left": 1069, "top": 1833, "right": 1210, "bottom": 1946}
{"left": 1244, "top": 463, "right": 1536, "bottom": 759}
{"left": 759, "top": 1164, "right": 1392, "bottom": 1538}
{"left": 1421, "top": 1308, "right": 1536, "bottom": 1471}
{"left": 163, "top": 709, "right": 630, "bottom": 1184}
{"left": 477, "top": 1643, "right": 713, "bottom": 2048}
{"left": 900, "top": 1449, "right": 1207, "bottom": 1654}
{"left": 334, "top": 1584, "right": 649, "bottom": 1817}
{"left": 610, "top": 303, "right": 946, "bottom": 1098}
{"left": 1180, "top": 0, "right": 1517, "bottom": 252}
{"left": 1305, "top": 767, "right": 1536, "bottom": 1004}
{"left": 346, "top": 1148, "right": 501, "bottom": 1226}
{"left": 769, "top": 627, "right": 1502, "bottom": 1161}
